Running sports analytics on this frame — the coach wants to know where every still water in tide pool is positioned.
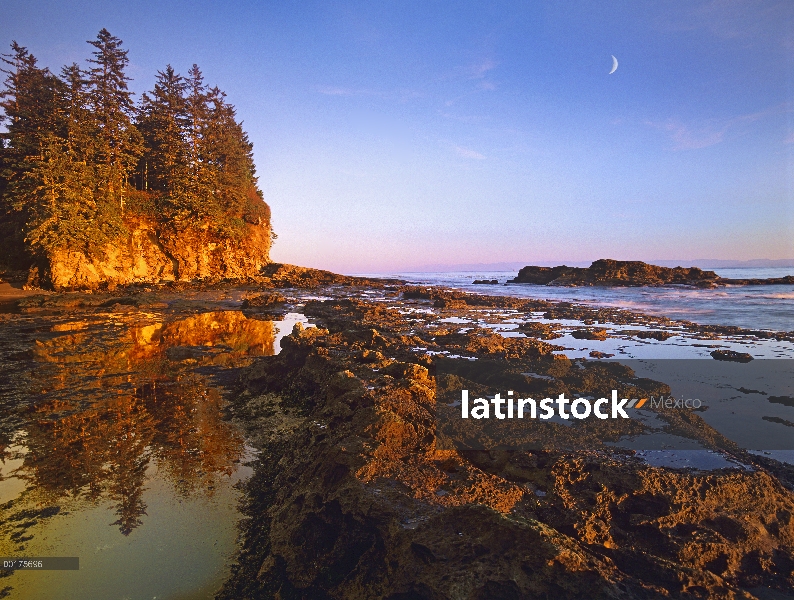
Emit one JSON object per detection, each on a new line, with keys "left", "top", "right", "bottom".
{"left": 0, "top": 301, "right": 301, "bottom": 599}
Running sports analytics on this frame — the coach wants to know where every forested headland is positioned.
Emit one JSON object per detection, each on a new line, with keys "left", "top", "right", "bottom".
{"left": 0, "top": 29, "right": 272, "bottom": 289}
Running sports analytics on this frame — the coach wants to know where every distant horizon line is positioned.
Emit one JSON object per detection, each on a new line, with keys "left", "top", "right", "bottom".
{"left": 344, "top": 258, "right": 794, "bottom": 275}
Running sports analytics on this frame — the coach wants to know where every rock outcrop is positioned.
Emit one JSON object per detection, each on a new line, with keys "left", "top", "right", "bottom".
{"left": 242, "top": 292, "right": 286, "bottom": 310}
{"left": 508, "top": 265, "right": 579, "bottom": 285}
{"left": 258, "top": 263, "right": 389, "bottom": 288}
{"left": 218, "top": 295, "right": 794, "bottom": 600}
{"left": 711, "top": 349, "right": 754, "bottom": 363}
{"left": 508, "top": 259, "right": 720, "bottom": 287}
{"left": 27, "top": 218, "right": 272, "bottom": 291}
{"left": 508, "top": 259, "right": 794, "bottom": 287}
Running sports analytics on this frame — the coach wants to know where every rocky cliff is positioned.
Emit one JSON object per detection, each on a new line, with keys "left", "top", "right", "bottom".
{"left": 26, "top": 218, "right": 272, "bottom": 291}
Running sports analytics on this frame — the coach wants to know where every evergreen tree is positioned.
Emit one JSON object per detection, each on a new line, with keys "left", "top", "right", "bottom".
{"left": 0, "top": 42, "right": 65, "bottom": 266}
{"left": 135, "top": 62, "right": 268, "bottom": 235}
{"left": 138, "top": 65, "right": 189, "bottom": 196}
{"left": 202, "top": 86, "right": 264, "bottom": 236}
{"left": 22, "top": 133, "right": 106, "bottom": 257}
{"left": 0, "top": 42, "right": 64, "bottom": 160}
{"left": 185, "top": 64, "right": 207, "bottom": 165}
{"left": 60, "top": 63, "right": 95, "bottom": 163}
{"left": 181, "top": 64, "right": 217, "bottom": 223}
{"left": 86, "top": 28, "right": 142, "bottom": 214}
{"left": 0, "top": 31, "right": 271, "bottom": 273}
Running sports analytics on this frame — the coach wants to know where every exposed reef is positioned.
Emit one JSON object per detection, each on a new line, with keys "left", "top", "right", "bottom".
{"left": 6, "top": 274, "right": 794, "bottom": 599}
{"left": 711, "top": 350, "right": 754, "bottom": 363}
{"left": 257, "top": 263, "right": 396, "bottom": 289}
{"left": 217, "top": 287, "right": 794, "bottom": 600}
{"left": 508, "top": 259, "right": 794, "bottom": 287}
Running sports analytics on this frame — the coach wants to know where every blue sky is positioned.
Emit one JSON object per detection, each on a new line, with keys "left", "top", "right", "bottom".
{"left": 2, "top": 0, "right": 793, "bottom": 272}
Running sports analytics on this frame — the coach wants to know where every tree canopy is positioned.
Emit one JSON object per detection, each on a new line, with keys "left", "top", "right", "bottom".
{"left": 0, "top": 30, "right": 269, "bottom": 268}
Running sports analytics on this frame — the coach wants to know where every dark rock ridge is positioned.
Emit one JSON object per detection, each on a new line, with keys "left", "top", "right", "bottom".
{"left": 508, "top": 259, "right": 794, "bottom": 287}
{"left": 711, "top": 349, "right": 754, "bottom": 363}
{"left": 571, "top": 328, "right": 609, "bottom": 340}
{"left": 242, "top": 292, "right": 286, "bottom": 310}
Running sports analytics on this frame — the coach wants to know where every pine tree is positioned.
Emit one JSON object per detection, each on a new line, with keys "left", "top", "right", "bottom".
{"left": 204, "top": 87, "right": 261, "bottom": 236}
{"left": 86, "top": 29, "right": 142, "bottom": 215}
{"left": 13, "top": 65, "right": 107, "bottom": 259}
{"left": 0, "top": 42, "right": 65, "bottom": 266}
{"left": 138, "top": 65, "right": 189, "bottom": 199}
{"left": 60, "top": 63, "right": 95, "bottom": 163}
{"left": 0, "top": 42, "right": 64, "bottom": 160}
{"left": 0, "top": 32, "right": 272, "bottom": 274}
{"left": 181, "top": 64, "right": 217, "bottom": 223}
{"left": 185, "top": 64, "right": 207, "bottom": 166}
{"left": 135, "top": 63, "right": 268, "bottom": 235}
{"left": 22, "top": 133, "right": 105, "bottom": 256}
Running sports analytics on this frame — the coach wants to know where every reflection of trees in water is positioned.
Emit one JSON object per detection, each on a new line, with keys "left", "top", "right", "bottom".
{"left": 15, "top": 311, "right": 274, "bottom": 535}
{"left": 143, "top": 377, "right": 245, "bottom": 497}
{"left": 105, "top": 396, "right": 152, "bottom": 535}
{"left": 23, "top": 375, "right": 243, "bottom": 535}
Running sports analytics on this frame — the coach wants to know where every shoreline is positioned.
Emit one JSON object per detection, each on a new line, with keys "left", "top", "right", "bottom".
{"left": 0, "top": 281, "right": 48, "bottom": 302}
{"left": 3, "top": 270, "right": 794, "bottom": 598}
{"left": 217, "top": 282, "right": 794, "bottom": 598}
{"left": 9, "top": 264, "right": 794, "bottom": 335}
{"left": 385, "top": 272, "right": 794, "bottom": 333}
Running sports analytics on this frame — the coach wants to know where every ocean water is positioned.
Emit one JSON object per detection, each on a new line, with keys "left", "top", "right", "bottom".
{"left": 352, "top": 271, "right": 794, "bottom": 467}
{"left": 373, "top": 268, "right": 794, "bottom": 332}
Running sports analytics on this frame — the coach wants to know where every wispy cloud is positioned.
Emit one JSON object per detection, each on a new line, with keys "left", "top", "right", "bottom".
{"left": 646, "top": 119, "right": 726, "bottom": 150}
{"left": 454, "top": 145, "right": 486, "bottom": 160}
{"left": 438, "top": 58, "right": 499, "bottom": 107}
{"left": 443, "top": 80, "right": 497, "bottom": 107}
{"left": 318, "top": 86, "right": 357, "bottom": 96}
{"left": 317, "top": 86, "right": 422, "bottom": 102}
{"left": 646, "top": 104, "right": 787, "bottom": 150}
{"left": 438, "top": 111, "right": 490, "bottom": 124}
{"left": 442, "top": 58, "right": 498, "bottom": 83}
{"left": 467, "top": 59, "right": 497, "bottom": 79}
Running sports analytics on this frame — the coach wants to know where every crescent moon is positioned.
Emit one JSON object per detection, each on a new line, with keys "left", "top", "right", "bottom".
{"left": 609, "top": 55, "right": 618, "bottom": 75}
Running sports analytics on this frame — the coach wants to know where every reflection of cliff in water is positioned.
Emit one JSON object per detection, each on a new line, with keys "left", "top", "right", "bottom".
{"left": 13, "top": 311, "right": 275, "bottom": 535}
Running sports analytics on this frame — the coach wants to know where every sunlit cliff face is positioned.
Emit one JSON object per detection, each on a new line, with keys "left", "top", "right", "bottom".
{"left": 5, "top": 310, "right": 275, "bottom": 535}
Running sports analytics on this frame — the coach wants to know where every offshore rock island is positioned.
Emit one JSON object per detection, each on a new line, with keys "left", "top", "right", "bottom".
{"left": 508, "top": 259, "right": 794, "bottom": 287}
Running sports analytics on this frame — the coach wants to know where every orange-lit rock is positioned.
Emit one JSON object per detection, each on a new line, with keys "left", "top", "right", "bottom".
{"left": 37, "top": 218, "right": 272, "bottom": 290}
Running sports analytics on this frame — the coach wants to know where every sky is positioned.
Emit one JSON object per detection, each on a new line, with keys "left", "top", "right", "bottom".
{"left": 2, "top": 0, "right": 793, "bottom": 273}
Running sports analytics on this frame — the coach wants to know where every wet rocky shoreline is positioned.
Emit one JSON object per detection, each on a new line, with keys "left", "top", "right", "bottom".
{"left": 2, "top": 266, "right": 794, "bottom": 599}
{"left": 220, "top": 277, "right": 793, "bottom": 599}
